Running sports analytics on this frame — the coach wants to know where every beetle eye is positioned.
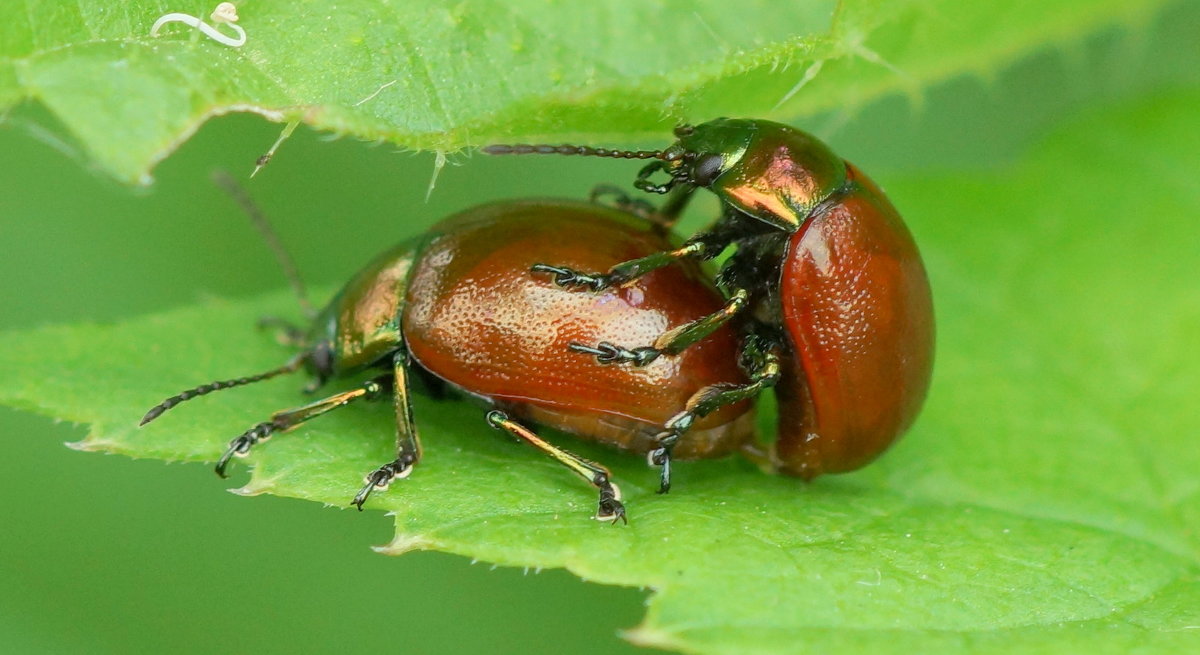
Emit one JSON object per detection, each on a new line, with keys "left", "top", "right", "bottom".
{"left": 674, "top": 124, "right": 695, "bottom": 138}
{"left": 691, "top": 153, "right": 724, "bottom": 186}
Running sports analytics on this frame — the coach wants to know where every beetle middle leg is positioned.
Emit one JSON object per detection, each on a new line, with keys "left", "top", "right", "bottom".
{"left": 216, "top": 375, "right": 392, "bottom": 477}
{"left": 485, "top": 410, "right": 626, "bottom": 524}
{"left": 572, "top": 288, "right": 750, "bottom": 366}
{"left": 353, "top": 353, "right": 423, "bottom": 510}
{"left": 650, "top": 335, "right": 782, "bottom": 494}
{"left": 531, "top": 204, "right": 741, "bottom": 292}
{"left": 530, "top": 229, "right": 730, "bottom": 292}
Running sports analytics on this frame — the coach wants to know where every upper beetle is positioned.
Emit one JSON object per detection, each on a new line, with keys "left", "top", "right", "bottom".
{"left": 140, "top": 194, "right": 755, "bottom": 522}
{"left": 486, "top": 118, "right": 935, "bottom": 486}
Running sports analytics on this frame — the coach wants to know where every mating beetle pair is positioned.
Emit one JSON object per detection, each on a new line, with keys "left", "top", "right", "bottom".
{"left": 488, "top": 119, "right": 934, "bottom": 483}
{"left": 142, "top": 119, "right": 934, "bottom": 521}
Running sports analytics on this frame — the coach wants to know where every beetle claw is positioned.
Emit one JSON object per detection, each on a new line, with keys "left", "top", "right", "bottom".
{"left": 597, "top": 499, "right": 628, "bottom": 525}
{"left": 352, "top": 459, "right": 413, "bottom": 511}
{"left": 596, "top": 486, "right": 628, "bottom": 525}
{"left": 214, "top": 441, "right": 241, "bottom": 478}
{"left": 214, "top": 421, "right": 276, "bottom": 478}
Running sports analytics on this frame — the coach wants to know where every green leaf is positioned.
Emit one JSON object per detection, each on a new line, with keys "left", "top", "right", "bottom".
{"left": 1, "top": 85, "right": 1198, "bottom": 654}
{"left": 0, "top": 0, "right": 1170, "bottom": 183}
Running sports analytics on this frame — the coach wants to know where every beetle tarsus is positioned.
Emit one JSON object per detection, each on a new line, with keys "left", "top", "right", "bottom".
{"left": 530, "top": 264, "right": 612, "bottom": 291}
{"left": 649, "top": 447, "right": 673, "bottom": 494}
{"left": 215, "top": 420, "right": 279, "bottom": 478}
{"left": 569, "top": 342, "right": 660, "bottom": 366}
{"left": 649, "top": 429, "right": 682, "bottom": 494}
{"left": 594, "top": 474, "right": 628, "bottom": 524}
{"left": 597, "top": 496, "right": 627, "bottom": 525}
{"left": 633, "top": 160, "right": 680, "bottom": 195}
{"left": 352, "top": 458, "right": 412, "bottom": 511}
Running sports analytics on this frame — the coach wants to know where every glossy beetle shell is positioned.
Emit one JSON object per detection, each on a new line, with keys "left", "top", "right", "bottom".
{"left": 402, "top": 201, "right": 754, "bottom": 459}
{"left": 773, "top": 164, "right": 934, "bottom": 478}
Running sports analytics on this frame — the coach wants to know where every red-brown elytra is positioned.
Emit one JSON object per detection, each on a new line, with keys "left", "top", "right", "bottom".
{"left": 139, "top": 187, "right": 755, "bottom": 523}
{"left": 485, "top": 118, "right": 935, "bottom": 489}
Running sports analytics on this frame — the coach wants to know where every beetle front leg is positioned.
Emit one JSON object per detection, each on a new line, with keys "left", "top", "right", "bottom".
{"left": 589, "top": 184, "right": 658, "bottom": 221}
{"left": 650, "top": 336, "right": 782, "bottom": 494}
{"left": 571, "top": 288, "right": 750, "bottom": 366}
{"left": 485, "top": 410, "right": 626, "bottom": 524}
{"left": 215, "top": 375, "right": 391, "bottom": 478}
{"left": 590, "top": 183, "right": 696, "bottom": 229}
{"left": 633, "top": 160, "right": 688, "bottom": 195}
{"left": 353, "top": 354, "right": 423, "bottom": 510}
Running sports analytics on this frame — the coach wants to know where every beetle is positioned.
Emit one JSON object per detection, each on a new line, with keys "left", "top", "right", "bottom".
{"left": 139, "top": 195, "right": 755, "bottom": 522}
{"left": 485, "top": 118, "right": 935, "bottom": 488}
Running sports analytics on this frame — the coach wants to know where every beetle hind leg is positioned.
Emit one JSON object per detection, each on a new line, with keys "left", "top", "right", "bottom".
{"left": 485, "top": 410, "right": 626, "bottom": 524}
{"left": 651, "top": 335, "right": 782, "bottom": 494}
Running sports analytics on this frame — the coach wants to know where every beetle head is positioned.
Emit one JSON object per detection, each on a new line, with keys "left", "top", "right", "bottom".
{"left": 655, "top": 118, "right": 755, "bottom": 189}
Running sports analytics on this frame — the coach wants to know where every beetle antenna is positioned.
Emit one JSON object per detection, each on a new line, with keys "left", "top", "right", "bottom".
{"left": 139, "top": 353, "right": 307, "bottom": 426}
{"left": 482, "top": 144, "right": 668, "bottom": 160}
{"left": 211, "top": 170, "right": 316, "bottom": 318}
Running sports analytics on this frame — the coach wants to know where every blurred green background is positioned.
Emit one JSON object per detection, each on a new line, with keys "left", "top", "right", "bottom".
{"left": 1, "top": 5, "right": 1195, "bottom": 652}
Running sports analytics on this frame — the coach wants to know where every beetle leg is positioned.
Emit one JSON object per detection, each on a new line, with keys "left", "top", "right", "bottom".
{"left": 531, "top": 244, "right": 701, "bottom": 291}
{"left": 633, "top": 160, "right": 690, "bottom": 195}
{"left": 589, "top": 184, "right": 658, "bottom": 220}
{"left": 353, "top": 354, "right": 423, "bottom": 510}
{"left": 531, "top": 206, "right": 738, "bottom": 291}
{"left": 531, "top": 233, "right": 725, "bottom": 292}
{"left": 256, "top": 316, "right": 307, "bottom": 347}
{"left": 215, "top": 375, "right": 391, "bottom": 478}
{"left": 571, "top": 288, "right": 750, "bottom": 367}
{"left": 589, "top": 183, "right": 696, "bottom": 229}
{"left": 485, "top": 410, "right": 627, "bottom": 524}
{"left": 650, "top": 337, "right": 782, "bottom": 494}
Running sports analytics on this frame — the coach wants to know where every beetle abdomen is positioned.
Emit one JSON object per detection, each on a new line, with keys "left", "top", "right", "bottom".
{"left": 403, "top": 200, "right": 754, "bottom": 458}
{"left": 773, "top": 164, "right": 934, "bottom": 478}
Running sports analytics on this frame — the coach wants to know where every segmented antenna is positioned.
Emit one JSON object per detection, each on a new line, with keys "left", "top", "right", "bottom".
{"left": 482, "top": 144, "right": 667, "bottom": 160}
{"left": 139, "top": 354, "right": 306, "bottom": 426}
{"left": 211, "top": 170, "right": 315, "bottom": 317}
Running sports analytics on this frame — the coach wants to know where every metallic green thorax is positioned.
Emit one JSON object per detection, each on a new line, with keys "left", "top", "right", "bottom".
{"left": 668, "top": 119, "right": 847, "bottom": 231}
{"left": 306, "top": 236, "right": 429, "bottom": 376}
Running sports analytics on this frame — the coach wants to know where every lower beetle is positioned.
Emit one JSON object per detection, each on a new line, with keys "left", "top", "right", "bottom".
{"left": 140, "top": 196, "right": 754, "bottom": 522}
{"left": 486, "top": 119, "right": 935, "bottom": 488}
